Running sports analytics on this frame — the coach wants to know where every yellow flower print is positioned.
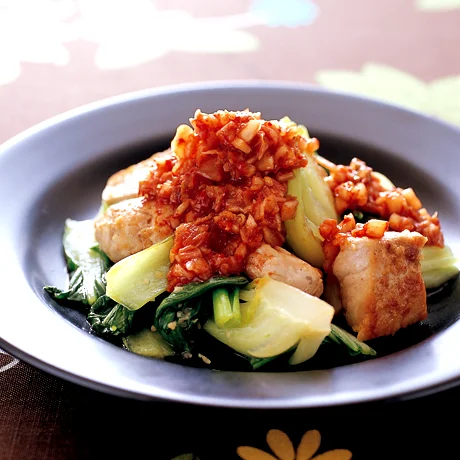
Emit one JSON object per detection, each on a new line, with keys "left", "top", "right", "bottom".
{"left": 237, "top": 428, "right": 352, "bottom": 460}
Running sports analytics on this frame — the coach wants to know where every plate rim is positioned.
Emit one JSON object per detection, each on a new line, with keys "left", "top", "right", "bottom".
{"left": 1, "top": 79, "right": 459, "bottom": 409}
{"left": 2, "top": 79, "right": 460, "bottom": 154}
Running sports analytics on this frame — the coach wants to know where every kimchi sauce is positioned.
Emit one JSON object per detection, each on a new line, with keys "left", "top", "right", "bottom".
{"left": 139, "top": 110, "right": 316, "bottom": 291}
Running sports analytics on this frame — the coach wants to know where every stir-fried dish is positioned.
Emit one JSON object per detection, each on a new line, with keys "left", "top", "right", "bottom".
{"left": 45, "top": 109, "right": 459, "bottom": 370}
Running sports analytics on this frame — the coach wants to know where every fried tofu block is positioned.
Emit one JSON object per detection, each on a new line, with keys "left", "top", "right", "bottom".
{"left": 332, "top": 230, "right": 428, "bottom": 341}
{"left": 102, "top": 149, "right": 173, "bottom": 206}
{"left": 245, "top": 244, "right": 324, "bottom": 297}
{"left": 94, "top": 197, "right": 174, "bottom": 262}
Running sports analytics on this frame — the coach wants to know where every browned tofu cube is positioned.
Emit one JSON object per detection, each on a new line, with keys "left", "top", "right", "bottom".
{"left": 332, "top": 230, "right": 428, "bottom": 341}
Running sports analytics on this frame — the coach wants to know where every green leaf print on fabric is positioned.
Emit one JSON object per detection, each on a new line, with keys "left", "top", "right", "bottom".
{"left": 316, "top": 63, "right": 460, "bottom": 126}
{"left": 416, "top": 0, "right": 460, "bottom": 10}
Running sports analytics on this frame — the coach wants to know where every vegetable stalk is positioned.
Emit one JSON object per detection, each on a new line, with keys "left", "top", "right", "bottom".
{"left": 212, "top": 287, "right": 241, "bottom": 328}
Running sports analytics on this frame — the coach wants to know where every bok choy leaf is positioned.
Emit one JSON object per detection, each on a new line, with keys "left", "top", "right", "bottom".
{"left": 324, "top": 324, "right": 376, "bottom": 356}
{"left": 154, "top": 276, "right": 248, "bottom": 355}
{"left": 44, "top": 219, "right": 110, "bottom": 306}
{"left": 87, "top": 295, "right": 134, "bottom": 336}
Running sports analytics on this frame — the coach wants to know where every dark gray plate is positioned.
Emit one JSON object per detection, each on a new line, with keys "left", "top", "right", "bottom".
{"left": 0, "top": 81, "right": 459, "bottom": 408}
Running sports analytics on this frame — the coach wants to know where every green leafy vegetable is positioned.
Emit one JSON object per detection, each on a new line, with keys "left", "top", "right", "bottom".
{"left": 44, "top": 218, "right": 110, "bottom": 305}
{"left": 421, "top": 245, "right": 459, "bottom": 289}
{"left": 155, "top": 298, "right": 206, "bottom": 355}
{"left": 204, "top": 277, "right": 334, "bottom": 365}
{"left": 154, "top": 276, "right": 248, "bottom": 354}
{"left": 158, "top": 276, "right": 248, "bottom": 308}
{"left": 87, "top": 295, "right": 134, "bottom": 336}
{"left": 246, "top": 356, "right": 277, "bottom": 370}
{"left": 352, "top": 210, "right": 365, "bottom": 222}
{"left": 285, "top": 155, "right": 338, "bottom": 269}
{"left": 245, "top": 346, "right": 296, "bottom": 370}
{"left": 44, "top": 267, "right": 90, "bottom": 304}
{"left": 106, "top": 235, "right": 174, "bottom": 310}
{"left": 122, "top": 328, "right": 174, "bottom": 358}
{"left": 212, "top": 287, "right": 241, "bottom": 328}
{"left": 324, "top": 324, "right": 376, "bottom": 356}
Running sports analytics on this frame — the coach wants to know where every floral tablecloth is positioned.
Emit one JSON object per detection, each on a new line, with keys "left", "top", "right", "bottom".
{"left": 1, "top": 1, "right": 460, "bottom": 459}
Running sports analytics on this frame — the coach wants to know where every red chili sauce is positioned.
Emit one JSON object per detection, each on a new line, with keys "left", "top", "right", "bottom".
{"left": 139, "top": 110, "right": 316, "bottom": 291}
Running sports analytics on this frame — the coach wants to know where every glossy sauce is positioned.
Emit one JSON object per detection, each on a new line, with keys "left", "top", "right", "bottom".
{"left": 139, "top": 110, "right": 314, "bottom": 290}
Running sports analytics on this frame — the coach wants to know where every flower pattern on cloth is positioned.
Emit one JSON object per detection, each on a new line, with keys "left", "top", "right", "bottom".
{"left": 0, "top": 0, "right": 320, "bottom": 82}
{"left": 77, "top": 0, "right": 259, "bottom": 69}
{"left": 78, "top": 0, "right": 319, "bottom": 69}
{"left": 249, "top": 0, "right": 319, "bottom": 27}
{"left": 316, "top": 63, "right": 460, "bottom": 126}
{"left": 0, "top": 349, "right": 19, "bottom": 373}
{"left": 0, "top": 0, "right": 78, "bottom": 85}
{"left": 236, "top": 429, "right": 352, "bottom": 460}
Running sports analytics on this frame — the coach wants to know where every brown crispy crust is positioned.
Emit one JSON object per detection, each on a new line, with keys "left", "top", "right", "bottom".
{"left": 333, "top": 231, "right": 427, "bottom": 341}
